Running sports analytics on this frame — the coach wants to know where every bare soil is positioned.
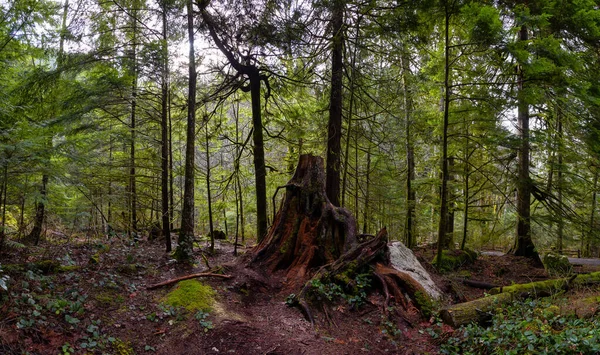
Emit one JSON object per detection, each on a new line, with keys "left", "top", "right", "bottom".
{"left": 1, "top": 235, "right": 597, "bottom": 355}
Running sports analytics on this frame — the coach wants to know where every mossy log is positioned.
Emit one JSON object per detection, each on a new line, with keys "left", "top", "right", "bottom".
{"left": 432, "top": 249, "right": 477, "bottom": 272}
{"left": 489, "top": 271, "right": 600, "bottom": 297}
{"left": 440, "top": 292, "right": 514, "bottom": 327}
{"left": 441, "top": 271, "right": 600, "bottom": 327}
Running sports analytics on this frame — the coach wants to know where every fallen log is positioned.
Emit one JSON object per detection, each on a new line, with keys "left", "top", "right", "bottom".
{"left": 441, "top": 271, "right": 600, "bottom": 327}
{"left": 440, "top": 292, "right": 514, "bottom": 328}
{"left": 147, "top": 272, "right": 232, "bottom": 290}
{"left": 456, "top": 279, "right": 498, "bottom": 290}
{"left": 489, "top": 271, "right": 600, "bottom": 296}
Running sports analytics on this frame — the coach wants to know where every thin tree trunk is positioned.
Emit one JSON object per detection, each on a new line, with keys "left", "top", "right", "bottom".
{"left": 0, "top": 163, "right": 7, "bottom": 248}
{"left": 445, "top": 157, "right": 455, "bottom": 248}
{"left": 205, "top": 121, "right": 215, "bottom": 253}
{"left": 436, "top": 1, "right": 451, "bottom": 266}
{"left": 176, "top": 0, "right": 197, "bottom": 262}
{"left": 461, "top": 124, "right": 470, "bottom": 250}
{"left": 325, "top": 0, "right": 344, "bottom": 207}
{"left": 341, "top": 16, "right": 360, "bottom": 208}
{"left": 557, "top": 104, "right": 563, "bottom": 254}
{"left": 129, "top": 5, "right": 138, "bottom": 237}
{"left": 250, "top": 70, "right": 268, "bottom": 242}
{"left": 587, "top": 168, "right": 598, "bottom": 257}
{"left": 401, "top": 47, "right": 416, "bottom": 249}
{"left": 169, "top": 88, "right": 174, "bottom": 231}
{"left": 362, "top": 147, "right": 371, "bottom": 234}
{"left": 161, "top": 1, "right": 171, "bottom": 252}
{"left": 513, "top": 25, "right": 538, "bottom": 259}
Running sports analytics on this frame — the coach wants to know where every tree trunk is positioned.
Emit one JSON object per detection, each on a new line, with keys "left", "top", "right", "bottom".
{"left": 362, "top": 147, "right": 371, "bottom": 234}
{"left": 251, "top": 154, "right": 357, "bottom": 289}
{"left": 160, "top": 0, "right": 171, "bottom": 252}
{"left": 513, "top": 25, "right": 538, "bottom": 260}
{"left": 436, "top": 1, "right": 451, "bottom": 267}
{"left": 28, "top": 174, "right": 48, "bottom": 245}
{"left": 176, "top": 0, "right": 197, "bottom": 262}
{"left": 129, "top": 5, "right": 138, "bottom": 237}
{"left": 557, "top": 105, "right": 564, "bottom": 254}
{"left": 401, "top": 46, "right": 416, "bottom": 249}
{"left": 325, "top": 0, "right": 344, "bottom": 207}
{"left": 0, "top": 163, "right": 7, "bottom": 248}
{"left": 205, "top": 121, "right": 215, "bottom": 253}
{"left": 249, "top": 70, "right": 268, "bottom": 242}
{"left": 587, "top": 168, "right": 598, "bottom": 257}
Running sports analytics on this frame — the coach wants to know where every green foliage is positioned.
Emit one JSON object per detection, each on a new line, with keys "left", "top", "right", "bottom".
{"left": 308, "top": 272, "right": 371, "bottom": 308}
{"left": 0, "top": 263, "right": 9, "bottom": 292}
{"left": 432, "top": 249, "right": 477, "bottom": 272}
{"left": 542, "top": 253, "right": 573, "bottom": 276}
{"left": 439, "top": 299, "right": 600, "bottom": 355}
{"left": 194, "top": 310, "right": 214, "bottom": 332}
{"left": 162, "top": 280, "right": 215, "bottom": 313}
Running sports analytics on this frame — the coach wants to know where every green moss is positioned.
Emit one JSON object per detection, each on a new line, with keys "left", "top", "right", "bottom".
{"left": 162, "top": 280, "right": 215, "bottom": 312}
{"left": 116, "top": 264, "right": 139, "bottom": 274}
{"left": 112, "top": 339, "right": 134, "bottom": 355}
{"left": 543, "top": 253, "right": 572, "bottom": 276}
{"left": 58, "top": 265, "right": 80, "bottom": 272}
{"left": 432, "top": 249, "right": 477, "bottom": 272}
{"left": 95, "top": 292, "right": 125, "bottom": 308}
{"left": 489, "top": 278, "right": 569, "bottom": 296}
{"left": 414, "top": 291, "right": 435, "bottom": 318}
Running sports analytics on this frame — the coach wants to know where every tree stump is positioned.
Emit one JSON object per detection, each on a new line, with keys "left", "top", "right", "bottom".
{"left": 251, "top": 154, "right": 357, "bottom": 289}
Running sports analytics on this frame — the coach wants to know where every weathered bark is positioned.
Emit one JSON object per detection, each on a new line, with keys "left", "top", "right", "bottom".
{"left": 325, "top": 0, "right": 344, "bottom": 207}
{"left": 513, "top": 25, "right": 539, "bottom": 260}
{"left": 440, "top": 292, "right": 513, "bottom": 327}
{"left": 175, "top": 0, "right": 197, "bottom": 262}
{"left": 251, "top": 154, "right": 357, "bottom": 289}
{"left": 587, "top": 168, "right": 598, "bottom": 256}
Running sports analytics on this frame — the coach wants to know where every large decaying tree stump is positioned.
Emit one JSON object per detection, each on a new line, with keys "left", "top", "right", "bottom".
{"left": 249, "top": 154, "right": 438, "bottom": 323}
{"left": 251, "top": 154, "right": 357, "bottom": 289}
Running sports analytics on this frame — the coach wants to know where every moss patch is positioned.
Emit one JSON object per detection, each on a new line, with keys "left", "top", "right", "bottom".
{"left": 162, "top": 279, "right": 215, "bottom": 312}
{"left": 432, "top": 249, "right": 477, "bottom": 272}
{"left": 543, "top": 253, "right": 572, "bottom": 276}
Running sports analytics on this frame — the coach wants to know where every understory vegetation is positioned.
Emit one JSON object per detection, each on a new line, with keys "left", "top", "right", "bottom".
{"left": 437, "top": 298, "right": 600, "bottom": 355}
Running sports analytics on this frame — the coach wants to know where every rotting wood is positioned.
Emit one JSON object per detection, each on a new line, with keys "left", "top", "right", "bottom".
{"left": 147, "top": 272, "right": 232, "bottom": 290}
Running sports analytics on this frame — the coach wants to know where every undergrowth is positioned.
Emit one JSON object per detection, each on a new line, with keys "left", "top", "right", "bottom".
{"left": 437, "top": 299, "right": 600, "bottom": 354}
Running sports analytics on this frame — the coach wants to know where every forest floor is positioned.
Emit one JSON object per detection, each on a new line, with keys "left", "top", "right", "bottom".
{"left": 1, "top": 234, "right": 599, "bottom": 355}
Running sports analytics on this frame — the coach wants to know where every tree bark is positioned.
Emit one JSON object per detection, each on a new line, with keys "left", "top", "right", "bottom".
{"left": 401, "top": 46, "right": 416, "bottom": 249}
{"left": 160, "top": 0, "right": 171, "bottom": 252}
{"left": 325, "top": 0, "right": 344, "bottom": 207}
{"left": 513, "top": 25, "right": 539, "bottom": 260}
{"left": 205, "top": 121, "right": 215, "bottom": 253}
{"left": 436, "top": 1, "right": 451, "bottom": 267}
{"left": 251, "top": 154, "right": 357, "bottom": 289}
{"left": 176, "top": 0, "right": 197, "bottom": 262}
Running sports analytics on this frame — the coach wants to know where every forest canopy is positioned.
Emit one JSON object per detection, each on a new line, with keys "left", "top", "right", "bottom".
{"left": 1, "top": 0, "right": 600, "bottom": 258}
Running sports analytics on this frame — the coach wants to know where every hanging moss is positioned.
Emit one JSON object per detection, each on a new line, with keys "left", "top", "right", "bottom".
{"left": 162, "top": 280, "right": 215, "bottom": 312}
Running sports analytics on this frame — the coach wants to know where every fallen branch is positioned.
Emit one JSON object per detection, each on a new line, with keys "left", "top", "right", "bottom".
{"left": 147, "top": 272, "right": 232, "bottom": 290}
